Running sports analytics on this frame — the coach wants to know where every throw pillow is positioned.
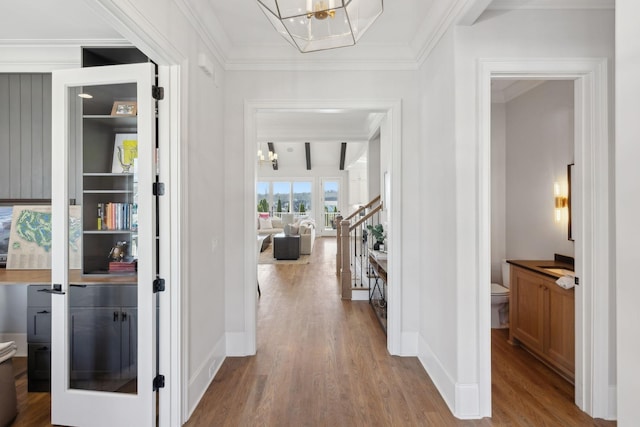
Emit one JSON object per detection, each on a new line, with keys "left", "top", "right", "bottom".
{"left": 271, "top": 217, "right": 283, "bottom": 228}
{"left": 259, "top": 217, "right": 273, "bottom": 230}
{"left": 289, "top": 224, "right": 300, "bottom": 235}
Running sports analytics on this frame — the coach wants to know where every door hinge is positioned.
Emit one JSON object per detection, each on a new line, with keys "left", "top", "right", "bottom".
{"left": 152, "top": 85, "right": 164, "bottom": 100}
{"left": 153, "top": 182, "right": 165, "bottom": 196}
{"left": 153, "top": 278, "right": 166, "bottom": 293}
{"left": 153, "top": 374, "right": 165, "bottom": 390}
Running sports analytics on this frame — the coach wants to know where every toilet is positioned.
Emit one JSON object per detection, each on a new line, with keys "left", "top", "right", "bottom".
{"left": 491, "top": 261, "right": 510, "bottom": 329}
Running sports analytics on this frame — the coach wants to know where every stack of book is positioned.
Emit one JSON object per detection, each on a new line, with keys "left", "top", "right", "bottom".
{"left": 108, "top": 261, "right": 137, "bottom": 273}
{"left": 97, "top": 202, "right": 138, "bottom": 231}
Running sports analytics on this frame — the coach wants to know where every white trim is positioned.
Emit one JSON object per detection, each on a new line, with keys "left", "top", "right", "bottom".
{"left": 185, "top": 335, "right": 226, "bottom": 420}
{"left": 158, "top": 64, "right": 183, "bottom": 427}
{"left": 245, "top": 99, "right": 402, "bottom": 356}
{"left": 418, "top": 333, "right": 456, "bottom": 413}
{"left": 177, "top": 59, "right": 191, "bottom": 425}
{"left": 89, "top": 0, "right": 183, "bottom": 65}
{"left": 477, "top": 57, "right": 612, "bottom": 418}
{"left": 488, "top": 0, "right": 614, "bottom": 10}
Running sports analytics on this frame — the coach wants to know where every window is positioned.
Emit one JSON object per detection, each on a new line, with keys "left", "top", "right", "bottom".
{"left": 293, "top": 182, "right": 312, "bottom": 214}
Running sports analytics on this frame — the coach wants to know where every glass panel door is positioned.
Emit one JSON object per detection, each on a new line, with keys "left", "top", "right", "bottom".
{"left": 51, "top": 63, "right": 156, "bottom": 427}
{"left": 322, "top": 179, "right": 340, "bottom": 233}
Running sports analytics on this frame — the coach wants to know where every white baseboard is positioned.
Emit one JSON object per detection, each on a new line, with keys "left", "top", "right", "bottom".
{"left": 186, "top": 335, "right": 226, "bottom": 420}
{"left": 607, "top": 385, "right": 617, "bottom": 420}
{"left": 0, "top": 333, "right": 27, "bottom": 357}
{"left": 352, "top": 288, "right": 369, "bottom": 301}
{"left": 417, "top": 333, "right": 482, "bottom": 419}
{"left": 455, "top": 383, "right": 481, "bottom": 419}
{"left": 226, "top": 332, "right": 250, "bottom": 356}
{"left": 418, "top": 334, "right": 456, "bottom": 413}
{"left": 400, "top": 331, "right": 418, "bottom": 355}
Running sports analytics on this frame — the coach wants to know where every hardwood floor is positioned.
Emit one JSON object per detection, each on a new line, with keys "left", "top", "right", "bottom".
{"left": 186, "top": 237, "right": 616, "bottom": 427}
{"left": 11, "top": 237, "right": 616, "bottom": 426}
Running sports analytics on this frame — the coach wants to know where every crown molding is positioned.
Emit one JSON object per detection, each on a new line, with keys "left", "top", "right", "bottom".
{"left": 224, "top": 56, "right": 419, "bottom": 71}
{"left": 172, "top": 0, "right": 229, "bottom": 68}
{"left": 488, "top": 0, "right": 614, "bottom": 10}
{"left": 0, "top": 38, "right": 128, "bottom": 46}
{"left": 414, "top": 0, "right": 484, "bottom": 68}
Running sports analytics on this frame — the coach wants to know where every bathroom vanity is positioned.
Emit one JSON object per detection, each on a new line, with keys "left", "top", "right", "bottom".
{"left": 507, "top": 259, "right": 575, "bottom": 383}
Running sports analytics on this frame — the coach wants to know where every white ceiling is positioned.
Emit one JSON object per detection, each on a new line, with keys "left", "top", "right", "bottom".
{"left": 0, "top": 0, "right": 613, "bottom": 171}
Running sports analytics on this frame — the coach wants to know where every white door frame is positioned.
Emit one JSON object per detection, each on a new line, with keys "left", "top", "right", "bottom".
{"left": 477, "top": 58, "right": 613, "bottom": 418}
{"left": 83, "top": 1, "right": 186, "bottom": 425}
{"left": 244, "top": 99, "right": 403, "bottom": 355}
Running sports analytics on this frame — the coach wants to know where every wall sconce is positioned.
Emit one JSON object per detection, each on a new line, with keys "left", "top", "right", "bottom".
{"left": 554, "top": 182, "right": 568, "bottom": 223}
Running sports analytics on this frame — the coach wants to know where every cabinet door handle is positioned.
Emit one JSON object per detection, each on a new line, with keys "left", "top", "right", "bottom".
{"left": 37, "top": 310, "right": 50, "bottom": 314}
{"left": 114, "top": 311, "right": 120, "bottom": 322}
{"left": 121, "top": 311, "right": 128, "bottom": 321}
{"left": 38, "top": 284, "right": 65, "bottom": 295}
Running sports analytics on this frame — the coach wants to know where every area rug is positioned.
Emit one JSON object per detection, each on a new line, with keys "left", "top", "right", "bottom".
{"left": 258, "top": 244, "right": 310, "bottom": 265}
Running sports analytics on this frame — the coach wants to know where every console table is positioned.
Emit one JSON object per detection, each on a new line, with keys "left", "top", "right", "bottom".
{"left": 368, "top": 251, "right": 388, "bottom": 333}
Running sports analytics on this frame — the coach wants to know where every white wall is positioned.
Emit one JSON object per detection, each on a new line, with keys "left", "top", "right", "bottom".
{"left": 504, "top": 81, "right": 574, "bottom": 261}
{"left": 223, "top": 69, "right": 422, "bottom": 355}
{"left": 368, "top": 133, "right": 381, "bottom": 201}
{"left": 490, "top": 102, "right": 506, "bottom": 284}
{"left": 418, "top": 27, "right": 459, "bottom": 408}
{"left": 417, "top": 8, "right": 614, "bottom": 418}
{"left": 98, "top": 0, "right": 229, "bottom": 419}
{"left": 615, "top": 1, "right": 640, "bottom": 425}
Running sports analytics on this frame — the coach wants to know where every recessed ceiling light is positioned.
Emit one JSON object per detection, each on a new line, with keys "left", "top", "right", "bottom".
{"left": 78, "top": 93, "right": 93, "bottom": 99}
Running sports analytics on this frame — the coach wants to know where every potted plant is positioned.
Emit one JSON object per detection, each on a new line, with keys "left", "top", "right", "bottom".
{"left": 366, "top": 223, "right": 386, "bottom": 250}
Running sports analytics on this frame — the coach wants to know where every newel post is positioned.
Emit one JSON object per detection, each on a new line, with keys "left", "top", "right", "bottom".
{"left": 340, "top": 220, "right": 351, "bottom": 300}
{"left": 335, "top": 215, "right": 343, "bottom": 277}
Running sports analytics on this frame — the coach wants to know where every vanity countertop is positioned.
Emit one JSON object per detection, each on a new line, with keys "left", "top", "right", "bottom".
{"left": 507, "top": 259, "right": 575, "bottom": 280}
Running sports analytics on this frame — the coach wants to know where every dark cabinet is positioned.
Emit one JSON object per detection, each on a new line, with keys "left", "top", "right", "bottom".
{"left": 68, "top": 285, "right": 137, "bottom": 392}
{"left": 27, "top": 284, "right": 137, "bottom": 392}
{"left": 26, "top": 285, "right": 52, "bottom": 391}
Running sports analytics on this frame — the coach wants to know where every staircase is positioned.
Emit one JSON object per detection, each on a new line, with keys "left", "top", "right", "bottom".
{"left": 335, "top": 196, "right": 385, "bottom": 302}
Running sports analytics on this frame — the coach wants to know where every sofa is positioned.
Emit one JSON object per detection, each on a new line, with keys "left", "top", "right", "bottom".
{"left": 257, "top": 214, "right": 284, "bottom": 236}
{"left": 257, "top": 214, "right": 316, "bottom": 255}
{"left": 285, "top": 219, "right": 316, "bottom": 255}
{"left": 298, "top": 220, "right": 316, "bottom": 255}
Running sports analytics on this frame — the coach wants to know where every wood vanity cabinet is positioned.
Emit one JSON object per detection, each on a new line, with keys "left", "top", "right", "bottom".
{"left": 509, "top": 265, "right": 575, "bottom": 382}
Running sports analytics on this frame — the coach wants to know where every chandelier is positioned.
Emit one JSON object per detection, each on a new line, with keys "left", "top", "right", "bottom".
{"left": 258, "top": 148, "right": 278, "bottom": 168}
{"left": 257, "top": 0, "right": 384, "bottom": 53}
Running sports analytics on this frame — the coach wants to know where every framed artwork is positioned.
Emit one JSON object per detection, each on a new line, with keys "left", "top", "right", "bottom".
{"left": 111, "top": 134, "right": 138, "bottom": 173}
{"left": 110, "top": 100, "right": 137, "bottom": 116}
{"left": 0, "top": 199, "right": 50, "bottom": 268}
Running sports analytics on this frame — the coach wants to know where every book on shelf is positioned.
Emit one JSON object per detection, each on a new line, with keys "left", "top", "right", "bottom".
{"left": 97, "top": 202, "right": 136, "bottom": 231}
{"left": 108, "top": 260, "right": 137, "bottom": 273}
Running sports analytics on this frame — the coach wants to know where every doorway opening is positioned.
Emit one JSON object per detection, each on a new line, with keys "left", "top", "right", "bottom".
{"left": 245, "top": 100, "right": 403, "bottom": 356}
{"left": 489, "top": 77, "right": 576, "bottom": 403}
{"left": 478, "top": 58, "right": 613, "bottom": 418}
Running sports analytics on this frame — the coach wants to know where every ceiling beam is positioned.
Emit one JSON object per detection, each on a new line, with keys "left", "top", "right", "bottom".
{"left": 268, "top": 142, "right": 278, "bottom": 170}
{"left": 305, "top": 142, "right": 311, "bottom": 170}
{"left": 339, "top": 142, "right": 347, "bottom": 171}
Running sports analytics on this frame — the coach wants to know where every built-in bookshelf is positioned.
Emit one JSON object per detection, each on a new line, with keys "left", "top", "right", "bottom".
{"left": 80, "top": 83, "right": 138, "bottom": 275}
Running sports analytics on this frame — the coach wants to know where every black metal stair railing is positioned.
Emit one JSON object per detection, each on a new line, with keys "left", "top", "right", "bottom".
{"left": 336, "top": 196, "right": 383, "bottom": 300}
